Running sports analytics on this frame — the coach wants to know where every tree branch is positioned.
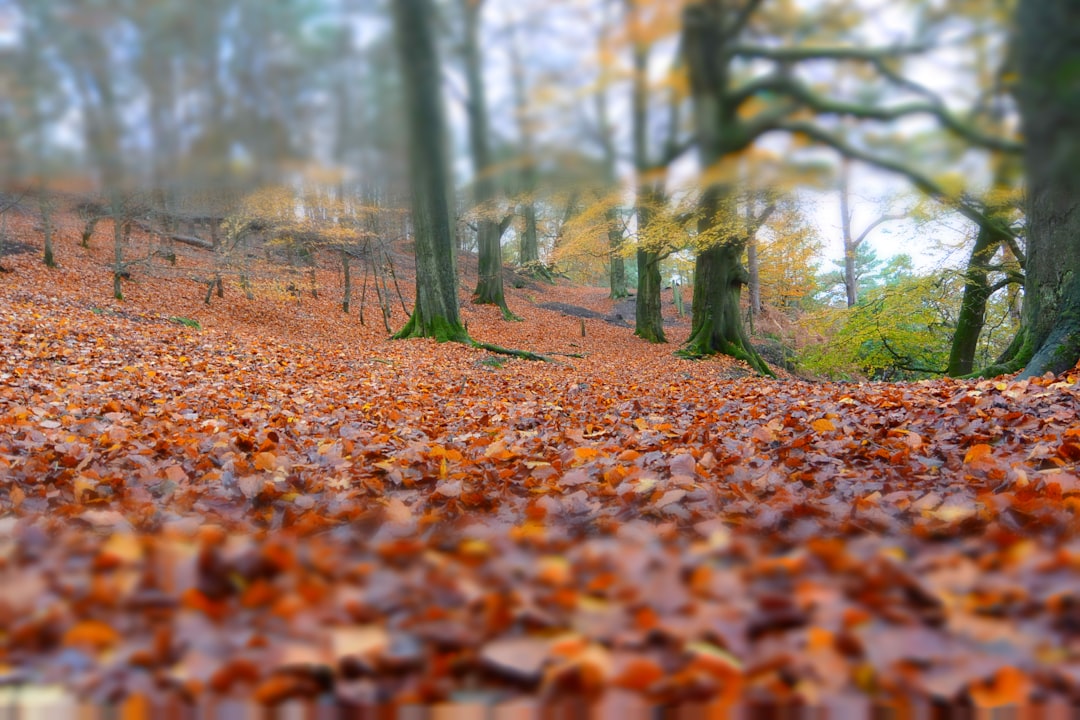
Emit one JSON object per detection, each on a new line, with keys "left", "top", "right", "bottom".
{"left": 854, "top": 213, "right": 904, "bottom": 247}
{"left": 775, "top": 121, "right": 1016, "bottom": 239}
{"left": 723, "top": 0, "right": 765, "bottom": 41}
{"left": 732, "top": 43, "right": 930, "bottom": 63}
{"left": 731, "top": 74, "right": 1022, "bottom": 153}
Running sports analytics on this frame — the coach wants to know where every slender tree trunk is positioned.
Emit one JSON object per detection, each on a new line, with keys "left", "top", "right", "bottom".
{"left": 520, "top": 202, "right": 540, "bottom": 266}
{"left": 461, "top": 0, "right": 513, "bottom": 318}
{"left": 608, "top": 222, "right": 628, "bottom": 300}
{"left": 341, "top": 249, "right": 351, "bottom": 313}
{"left": 746, "top": 236, "right": 761, "bottom": 316}
{"left": 40, "top": 194, "right": 56, "bottom": 268}
{"left": 113, "top": 207, "right": 124, "bottom": 301}
{"left": 595, "top": 67, "right": 628, "bottom": 299}
{"left": 391, "top": 0, "right": 466, "bottom": 341}
{"left": 1014, "top": 0, "right": 1080, "bottom": 377}
{"left": 947, "top": 223, "right": 1007, "bottom": 376}
{"left": 839, "top": 158, "right": 858, "bottom": 308}
{"left": 635, "top": 247, "right": 665, "bottom": 343}
{"left": 629, "top": 0, "right": 665, "bottom": 342}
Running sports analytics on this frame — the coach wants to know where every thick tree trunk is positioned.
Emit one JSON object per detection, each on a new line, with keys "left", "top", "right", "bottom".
{"left": 391, "top": 0, "right": 466, "bottom": 342}
{"left": 683, "top": 241, "right": 772, "bottom": 375}
{"left": 635, "top": 248, "right": 665, "bottom": 343}
{"left": 680, "top": 4, "right": 771, "bottom": 374}
{"left": 947, "top": 224, "right": 1004, "bottom": 376}
{"left": 1014, "top": 0, "right": 1080, "bottom": 377}
{"left": 462, "top": 0, "right": 513, "bottom": 319}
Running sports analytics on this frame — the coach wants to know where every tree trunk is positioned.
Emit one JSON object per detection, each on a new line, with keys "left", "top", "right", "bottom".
{"left": 111, "top": 194, "right": 125, "bottom": 300}
{"left": 746, "top": 234, "right": 761, "bottom": 316}
{"left": 684, "top": 240, "right": 772, "bottom": 375}
{"left": 635, "top": 248, "right": 665, "bottom": 343}
{"left": 520, "top": 201, "right": 540, "bottom": 266}
{"left": 947, "top": 223, "right": 1006, "bottom": 376}
{"left": 839, "top": 158, "right": 858, "bottom": 308}
{"left": 608, "top": 224, "right": 628, "bottom": 300}
{"left": 40, "top": 195, "right": 56, "bottom": 268}
{"left": 461, "top": 0, "right": 513, "bottom": 318}
{"left": 391, "top": 0, "right": 466, "bottom": 342}
{"left": 680, "top": 4, "right": 771, "bottom": 373}
{"left": 341, "top": 249, "right": 351, "bottom": 313}
{"left": 1014, "top": 0, "right": 1080, "bottom": 377}
{"left": 628, "top": 0, "right": 665, "bottom": 342}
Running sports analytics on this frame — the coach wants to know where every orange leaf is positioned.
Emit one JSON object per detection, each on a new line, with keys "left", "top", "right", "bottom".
{"left": 63, "top": 620, "right": 120, "bottom": 651}
{"left": 253, "top": 451, "right": 277, "bottom": 471}
{"left": 964, "top": 444, "right": 993, "bottom": 465}
{"left": 810, "top": 418, "right": 835, "bottom": 433}
{"left": 614, "top": 657, "right": 665, "bottom": 691}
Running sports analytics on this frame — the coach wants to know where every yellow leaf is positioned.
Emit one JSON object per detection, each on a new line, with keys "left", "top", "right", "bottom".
{"left": 811, "top": 418, "right": 835, "bottom": 433}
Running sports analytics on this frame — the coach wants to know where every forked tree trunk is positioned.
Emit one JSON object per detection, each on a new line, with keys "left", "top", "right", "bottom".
{"left": 391, "top": 0, "right": 466, "bottom": 342}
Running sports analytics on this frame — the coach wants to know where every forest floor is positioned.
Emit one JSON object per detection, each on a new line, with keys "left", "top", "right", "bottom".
{"left": 2, "top": 204, "right": 1080, "bottom": 715}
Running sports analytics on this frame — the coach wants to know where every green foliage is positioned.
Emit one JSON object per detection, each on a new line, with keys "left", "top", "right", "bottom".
{"left": 170, "top": 316, "right": 202, "bottom": 330}
{"left": 800, "top": 272, "right": 952, "bottom": 381}
{"left": 800, "top": 256, "right": 1021, "bottom": 381}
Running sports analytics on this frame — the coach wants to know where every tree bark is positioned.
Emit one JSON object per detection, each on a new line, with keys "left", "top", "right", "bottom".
{"left": 1014, "top": 0, "right": 1080, "bottom": 377}
{"left": 391, "top": 0, "right": 466, "bottom": 342}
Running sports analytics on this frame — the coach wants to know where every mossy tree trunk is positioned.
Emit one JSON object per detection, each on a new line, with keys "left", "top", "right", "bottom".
{"left": 391, "top": 0, "right": 467, "bottom": 342}
{"left": 1014, "top": 0, "right": 1080, "bottom": 378}
{"left": 461, "top": 0, "right": 514, "bottom": 319}
{"left": 947, "top": 223, "right": 1010, "bottom": 376}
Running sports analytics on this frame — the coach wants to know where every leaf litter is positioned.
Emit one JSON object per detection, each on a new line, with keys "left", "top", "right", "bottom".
{"left": 1, "top": 213, "right": 1080, "bottom": 713}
